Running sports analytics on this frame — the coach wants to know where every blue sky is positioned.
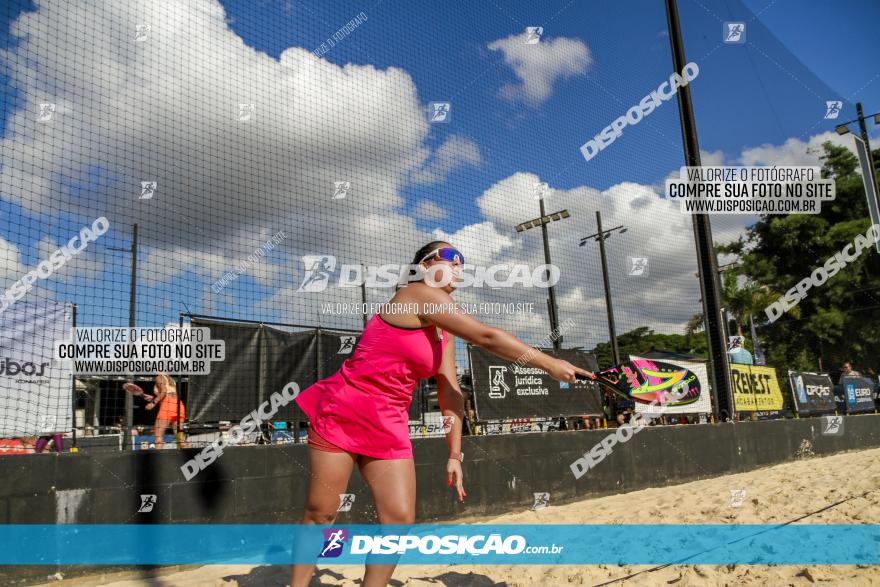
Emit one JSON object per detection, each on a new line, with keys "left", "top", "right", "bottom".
{"left": 0, "top": 0, "right": 878, "bottom": 346}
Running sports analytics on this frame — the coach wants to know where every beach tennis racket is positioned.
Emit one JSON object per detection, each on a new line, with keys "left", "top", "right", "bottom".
{"left": 123, "top": 382, "right": 154, "bottom": 402}
{"left": 576, "top": 359, "right": 700, "bottom": 406}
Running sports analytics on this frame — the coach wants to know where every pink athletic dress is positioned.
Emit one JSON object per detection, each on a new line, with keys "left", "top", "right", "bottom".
{"left": 295, "top": 314, "right": 448, "bottom": 459}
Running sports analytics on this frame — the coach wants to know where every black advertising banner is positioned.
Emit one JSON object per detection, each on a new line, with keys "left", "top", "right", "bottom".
{"left": 260, "top": 326, "right": 317, "bottom": 421}
{"left": 788, "top": 371, "right": 836, "bottom": 415}
{"left": 469, "top": 345, "right": 602, "bottom": 420}
{"left": 189, "top": 318, "right": 262, "bottom": 422}
{"left": 190, "top": 320, "right": 320, "bottom": 422}
{"left": 835, "top": 377, "right": 876, "bottom": 414}
{"left": 317, "top": 330, "right": 360, "bottom": 380}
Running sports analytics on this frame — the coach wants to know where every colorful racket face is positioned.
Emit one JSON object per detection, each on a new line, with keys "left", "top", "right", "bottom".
{"left": 123, "top": 382, "right": 144, "bottom": 396}
{"left": 587, "top": 360, "right": 701, "bottom": 405}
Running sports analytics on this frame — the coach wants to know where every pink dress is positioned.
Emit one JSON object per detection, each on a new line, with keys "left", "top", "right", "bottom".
{"left": 295, "top": 314, "right": 448, "bottom": 459}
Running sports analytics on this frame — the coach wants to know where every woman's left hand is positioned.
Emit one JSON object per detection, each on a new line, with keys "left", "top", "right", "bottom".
{"left": 447, "top": 459, "right": 466, "bottom": 502}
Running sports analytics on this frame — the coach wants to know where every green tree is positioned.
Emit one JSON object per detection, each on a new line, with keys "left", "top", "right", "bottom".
{"left": 718, "top": 141, "right": 880, "bottom": 377}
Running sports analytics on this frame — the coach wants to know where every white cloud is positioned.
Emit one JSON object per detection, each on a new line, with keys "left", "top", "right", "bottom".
{"left": 0, "top": 236, "right": 25, "bottom": 287}
{"left": 488, "top": 32, "right": 591, "bottom": 105}
{"left": 739, "top": 131, "right": 853, "bottom": 167}
{"left": 409, "top": 135, "right": 481, "bottom": 185}
{"left": 413, "top": 200, "right": 448, "bottom": 221}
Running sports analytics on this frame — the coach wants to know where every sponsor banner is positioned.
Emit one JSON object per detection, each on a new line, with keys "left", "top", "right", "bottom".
{"left": 0, "top": 301, "right": 73, "bottom": 436}
{"left": 629, "top": 355, "right": 711, "bottom": 415}
{"left": 1, "top": 524, "right": 878, "bottom": 565}
{"left": 408, "top": 411, "right": 447, "bottom": 438}
{"left": 836, "top": 377, "right": 876, "bottom": 414}
{"left": 788, "top": 371, "right": 836, "bottom": 415}
{"left": 189, "top": 319, "right": 316, "bottom": 421}
{"left": 730, "top": 364, "right": 785, "bottom": 411}
{"left": 0, "top": 438, "right": 30, "bottom": 454}
{"left": 317, "top": 330, "right": 359, "bottom": 380}
{"left": 469, "top": 346, "right": 602, "bottom": 420}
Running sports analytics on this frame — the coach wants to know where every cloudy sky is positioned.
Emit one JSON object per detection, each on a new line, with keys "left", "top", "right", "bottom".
{"left": 1, "top": 0, "right": 878, "bottom": 361}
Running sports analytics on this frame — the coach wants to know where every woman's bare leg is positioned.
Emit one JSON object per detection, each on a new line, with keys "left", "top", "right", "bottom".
{"left": 358, "top": 457, "right": 416, "bottom": 587}
{"left": 153, "top": 419, "right": 168, "bottom": 449}
{"left": 290, "top": 448, "right": 357, "bottom": 587}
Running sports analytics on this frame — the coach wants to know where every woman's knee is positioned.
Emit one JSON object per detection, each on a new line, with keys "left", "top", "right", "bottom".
{"left": 377, "top": 507, "right": 415, "bottom": 525}
{"left": 302, "top": 503, "right": 338, "bottom": 525}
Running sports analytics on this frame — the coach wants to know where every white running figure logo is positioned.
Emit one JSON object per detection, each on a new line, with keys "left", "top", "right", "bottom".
{"left": 320, "top": 529, "right": 346, "bottom": 557}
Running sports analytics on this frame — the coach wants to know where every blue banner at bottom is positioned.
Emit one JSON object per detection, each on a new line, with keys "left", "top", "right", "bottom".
{"left": 1, "top": 525, "right": 878, "bottom": 565}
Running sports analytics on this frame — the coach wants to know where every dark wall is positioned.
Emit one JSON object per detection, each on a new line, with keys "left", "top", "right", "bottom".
{"left": 2, "top": 415, "right": 879, "bottom": 527}
{"left": 2, "top": 415, "right": 878, "bottom": 585}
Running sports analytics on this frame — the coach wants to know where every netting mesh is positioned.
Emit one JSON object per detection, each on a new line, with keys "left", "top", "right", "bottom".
{"left": 0, "top": 0, "right": 877, "bottom": 447}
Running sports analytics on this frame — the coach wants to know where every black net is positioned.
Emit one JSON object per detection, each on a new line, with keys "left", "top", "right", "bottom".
{"left": 0, "top": 0, "right": 877, "bottom": 452}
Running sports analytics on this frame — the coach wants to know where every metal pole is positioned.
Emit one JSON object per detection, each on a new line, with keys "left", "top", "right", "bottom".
{"left": 123, "top": 224, "right": 138, "bottom": 449}
{"left": 71, "top": 304, "right": 78, "bottom": 450}
{"left": 665, "top": 0, "right": 734, "bottom": 421}
{"left": 176, "top": 313, "right": 183, "bottom": 448}
{"left": 596, "top": 211, "right": 620, "bottom": 366}
{"left": 856, "top": 103, "right": 880, "bottom": 213}
{"left": 360, "top": 263, "right": 368, "bottom": 328}
{"left": 539, "top": 198, "right": 562, "bottom": 349}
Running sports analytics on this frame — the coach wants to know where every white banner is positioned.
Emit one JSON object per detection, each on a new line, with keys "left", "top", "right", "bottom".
{"left": 630, "top": 355, "right": 712, "bottom": 415}
{"left": 0, "top": 301, "right": 73, "bottom": 436}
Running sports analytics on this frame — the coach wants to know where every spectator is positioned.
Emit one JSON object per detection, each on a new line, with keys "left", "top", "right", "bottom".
{"left": 34, "top": 433, "right": 63, "bottom": 453}
{"left": 727, "top": 336, "right": 753, "bottom": 365}
{"left": 839, "top": 361, "right": 862, "bottom": 384}
{"left": 463, "top": 398, "right": 476, "bottom": 435}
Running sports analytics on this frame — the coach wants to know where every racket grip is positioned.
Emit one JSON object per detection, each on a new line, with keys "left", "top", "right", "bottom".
{"left": 575, "top": 373, "right": 597, "bottom": 381}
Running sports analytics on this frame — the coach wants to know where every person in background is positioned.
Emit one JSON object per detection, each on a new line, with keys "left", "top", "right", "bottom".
{"left": 145, "top": 372, "right": 187, "bottom": 449}
{"left": 34, "top": 433, "right": 63, "bottom": 453}
{"left": 727, "top": 336, "right": 754, "bottom": 365}
{"left": 463, "top": 398, "right": 476, "bottom": 435}
{"left": 838, "top": 361, "right": 862, "bottom": 384}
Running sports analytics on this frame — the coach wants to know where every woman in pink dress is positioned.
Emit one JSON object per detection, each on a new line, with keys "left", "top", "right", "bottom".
{"left": 291, "top": 241, "right": 593, "bottom": 587}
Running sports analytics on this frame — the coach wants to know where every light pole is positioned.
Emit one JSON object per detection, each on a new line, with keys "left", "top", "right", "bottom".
{"left": 514, "top": 202, "right": 570, "bottom": 350}
{"left": 108, "top": 224, "right": 138, "bottom": 449}
{"left": 580, "top": 211, "right": 626, "bottom": 366}
{"left": 836, "top": 103, "right": 880, "bottom": 214}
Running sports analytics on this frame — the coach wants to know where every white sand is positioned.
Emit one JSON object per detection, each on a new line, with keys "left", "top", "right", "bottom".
{"left": 57, "top": 446, "right": 880, "bottom": 586}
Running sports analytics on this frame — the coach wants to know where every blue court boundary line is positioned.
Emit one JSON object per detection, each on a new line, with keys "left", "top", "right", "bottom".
{"left": 1, "top": 524, "right": 878, "bottom": 565}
